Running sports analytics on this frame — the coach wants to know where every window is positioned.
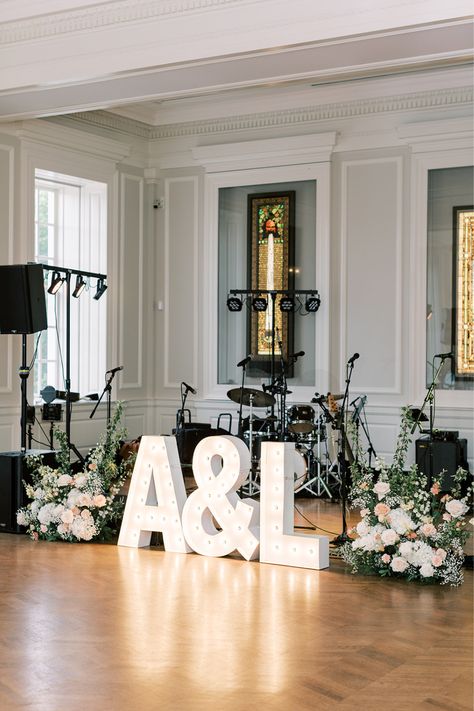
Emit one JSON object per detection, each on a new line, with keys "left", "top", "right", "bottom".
{"left": 426, "top": 165, "right": 474, "bottom": 390}
{"left": 34, "top": 170, "right": 107, "bottom": 401}
{"left": 218, "top": 179, "right": 317, "bottom": 386}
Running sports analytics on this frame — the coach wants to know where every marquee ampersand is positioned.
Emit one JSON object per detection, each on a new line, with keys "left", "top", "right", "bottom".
{"left": 181, "top": 435, "right": 260, "bottom": 560}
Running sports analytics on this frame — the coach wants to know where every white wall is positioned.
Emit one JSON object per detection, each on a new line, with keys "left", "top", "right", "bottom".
{"left": 0, "top": 65, "right": 472, "bottom": 473}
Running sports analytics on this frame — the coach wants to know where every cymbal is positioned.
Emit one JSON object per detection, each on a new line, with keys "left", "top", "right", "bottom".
{"left": 227, "top": 387, "right": 275, "bottom": 408}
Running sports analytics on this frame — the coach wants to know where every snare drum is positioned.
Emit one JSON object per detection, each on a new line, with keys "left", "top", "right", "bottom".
{"left": 287, "top": 405, "right": 315, "bottom": 434}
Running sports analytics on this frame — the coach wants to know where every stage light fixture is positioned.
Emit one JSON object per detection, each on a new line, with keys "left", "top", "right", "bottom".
{"left": 305, "top": 294, "right": 321, "bottom": 312}
{"left": 252, "top": 296, "right": 267, "bottom": 312}
{"left": 48, "top": 271, "right": 64, "bottom": 295}
{"left": 279, "top": 296, "right": 295, "bottom": 312}
{"left": 227, "top": 296, "right": 243, "bottom": 312}
{"left": 72, "top": 274, "right": 86, "bottom": 298}
{"left": 93, "top": 278, "right": 107, "bottom": 301}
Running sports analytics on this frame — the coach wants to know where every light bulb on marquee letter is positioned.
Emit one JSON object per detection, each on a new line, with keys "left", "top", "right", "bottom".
{"left": 181, "top": 435, "right": 260, "bottom": 560}
{"left": 118, "top": 436, "right": 191, "bottom": 552}
{"left": 259, "top": 441, "right": 329, "bottom": 569}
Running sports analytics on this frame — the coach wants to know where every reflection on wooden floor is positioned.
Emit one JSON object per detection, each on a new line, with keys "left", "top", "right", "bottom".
{"left": 0, "top": 498, "right": 472, "bottom": 711}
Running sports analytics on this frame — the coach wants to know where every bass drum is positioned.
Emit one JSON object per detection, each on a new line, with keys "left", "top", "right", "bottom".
{"left": 293, "top": 448, "right": 308, "bottom": 491}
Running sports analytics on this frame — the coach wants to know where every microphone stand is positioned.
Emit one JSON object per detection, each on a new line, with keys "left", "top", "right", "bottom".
{"left": 237, "top": 361, "right": 248, "bottom": 438}
{"left": 332, "top": 359, "right": 356, "bottom": 546}
{"left": 90, "top": 370, "right": 118, "bottom": 426}
{"left": 177, "top": 383, "right": 189, "bottom": 432}
{"left": 352, "top": 397, "right": 377, "bottom": 468}
{"left": 410, "top": 357, "right": 446, "bottom": 488}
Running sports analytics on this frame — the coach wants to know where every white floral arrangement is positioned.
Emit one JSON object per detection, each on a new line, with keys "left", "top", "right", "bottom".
{"left": 342, "top": 409, "right": 472, "bottom": 586}
{"left": 17, "top": 403, "right": 132, "bottom": 543}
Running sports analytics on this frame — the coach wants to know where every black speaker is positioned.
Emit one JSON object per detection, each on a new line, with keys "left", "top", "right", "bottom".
{"left": 0, "top": 263, "right": 47, "bottom": 334}
{"left": 416, "top": 437, "right": 469, "bottom": 491}
{"left": 0, "top": 450, "right": 56, "bottom": 533}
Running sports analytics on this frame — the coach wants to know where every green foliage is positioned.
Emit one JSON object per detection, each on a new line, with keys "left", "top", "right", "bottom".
{"left": 343, "top": 407, "right": 473, "bottom": 587}
{"left": 17, "top": 403, "right": 133, "bottom": 543}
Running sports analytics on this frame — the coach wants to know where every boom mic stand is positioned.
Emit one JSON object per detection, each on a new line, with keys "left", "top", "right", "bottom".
{"left": 332, "top": 353, "right": 359, "bottom": 546}
{"left": 351, "top": 395, "right": 377, "bottom": 468}
{"left": 90, "top": 366, "right": 122, "bottom": 426}
{"left": 410, "top": 355, "right": 448, "bottom": 487}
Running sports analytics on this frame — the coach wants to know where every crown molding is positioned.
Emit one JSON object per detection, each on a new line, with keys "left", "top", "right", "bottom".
{"left": 57, "top": 85, "right": 473, "bottom": 141}
{"left": 12, "top": 119, "right": 131, "bottom": 163}
{"left": 0, "top": 0, "right": 247, "bottom": 45}
{"left": 192, "top": 132, "right": 336, "bottom": 171}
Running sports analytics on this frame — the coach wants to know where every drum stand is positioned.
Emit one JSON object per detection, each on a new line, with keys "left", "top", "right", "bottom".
{"left": 295, "top": 422, "right": 337, "bottom": 497}
{"left": 241, "top": 393, "right": 260, "bottom": 497}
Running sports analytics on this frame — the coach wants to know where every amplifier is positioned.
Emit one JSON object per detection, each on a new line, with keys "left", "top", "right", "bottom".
{"left": 0, "top": 450, "right": 56, "bottom": 534}
{"left": 415, "top": 438, "right": 468, "bottom": 492}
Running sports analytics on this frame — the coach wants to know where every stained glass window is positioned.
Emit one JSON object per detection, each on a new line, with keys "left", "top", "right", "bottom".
{"left": 454, "top": 206, "right": 474, "bottom": 377}
{"left": 248, "top": 192, "right": 294, "bottom": 367}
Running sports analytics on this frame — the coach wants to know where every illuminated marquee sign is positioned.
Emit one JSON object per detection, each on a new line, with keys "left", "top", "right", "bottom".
{"left": 118, "top": 435, "right": 329, "bottom": 571}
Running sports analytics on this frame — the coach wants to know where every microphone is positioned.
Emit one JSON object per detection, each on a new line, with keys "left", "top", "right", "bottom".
{"left": 434, "top": 352, "right": 453, "bottom": 360}
{"left": 182, "top": 382, "right": 197, "bottom": 394}
{"left": 289, "top": 350, "right": 305, "bottom": 359}
{"left": 106, "top": 366, "right": 123, "bottom": 375}
{"left": 350, "top": 395, "right": 361, "bottom": 407}
{"left": 311, "top": 392, "right": 324, "bottom": 404}
{"left": 347, "top": 352, "right": 360, "bottom": 365}
{"left": 237, "top": 355, "right": 252, "bottom": 368}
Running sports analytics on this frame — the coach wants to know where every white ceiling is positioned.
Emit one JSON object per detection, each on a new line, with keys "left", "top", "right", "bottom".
{"left": 0, "top": 0, "right": 472, "bottom": 124}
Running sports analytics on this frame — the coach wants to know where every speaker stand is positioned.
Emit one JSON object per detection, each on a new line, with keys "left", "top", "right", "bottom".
{"left": 19, "top": 334, "right": 30, "bottom": 453}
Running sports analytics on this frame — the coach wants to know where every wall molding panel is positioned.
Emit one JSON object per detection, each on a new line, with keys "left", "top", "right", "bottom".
{"left": 163, "top": 176, "right": 199, "bottom": 391}
{"left": 0, "top": 144, "right": 15, "bottom": 394}
{"left": 339, "top": 155, "right": 403, "bottom": 397}
{"left": 119, "top": 172, "right": 145, "bottom": 390}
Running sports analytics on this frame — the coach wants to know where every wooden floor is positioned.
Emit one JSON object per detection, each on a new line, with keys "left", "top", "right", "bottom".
{"left": 0, "top": 499, "right": 472, "bottom": 711}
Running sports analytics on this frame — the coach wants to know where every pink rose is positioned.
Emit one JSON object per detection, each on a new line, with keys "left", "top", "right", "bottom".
{"left": 61, "top": 509, "right": 74, "bottom": 524}
{"left": 32, "top": 531, "right": 39, "bottom": 541}
{"left": 40, "top": 524, "right": 47, "bottom": 533}
{"left": 360, "top": 508, "right": 370, "bottom": 517}
{"left": 430, "top": 482, "right": 440, "bottom": 495}
{"left": 381, "top": 529, "right": 398, "bottom": 546}
{"left": 381, "top": 554, "right": 391, "bottom": 564}
{"left": 93, "top": 494, "right": 107, "bottom": 508}
{"left": 431, "top": 554, "right": 444, "bottom": 568}
{"left": 421, "top": 523, "right": 437, "bottom": 537}
{"left": 373, "top": 481, "right": 390, "bottom": 500}
{"left": 442, "top": 513, "right": 452, "bottom": 522}
{"left": 390, "top": 557, "right": 409, "bottom": 573}
{"left": 435, "top": 548, "right": 447, "bottom": 562}
{"left": 374, "top": 503, "right": 390, "bottom": 518}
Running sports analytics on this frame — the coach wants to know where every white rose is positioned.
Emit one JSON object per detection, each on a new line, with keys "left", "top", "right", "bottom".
{"left": 445, "top": 499, "right": 469, "bottom": 518}
{"left": 390, "top": 557, "right": 409, "bottom": 573}
{"left": 420, "top": 562, "right": 434, "bottom": 578}
{"left": 57, "top": 474, "right": 72, "bottom": 486}
{"left": 398, "top": 541, "right": 413, "bottom": 559}
{"left": 16, "top": 511, "right": 28, "bottom": 526}
{"left": 373, "top": 481, "right": 390, "bottom": 500}
{"left": 356, "top": 520, "right": 370, "bottom": 536}
{"left": 74, "top": 474, "right": 88, "bottom": 488}
{"left": 381, "top": 529, "right": 398, "bottom": 546}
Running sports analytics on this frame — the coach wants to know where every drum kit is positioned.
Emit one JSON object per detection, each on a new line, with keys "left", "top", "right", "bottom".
{"left": 226, "top": 386, "right": 341, "bottom": 497}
